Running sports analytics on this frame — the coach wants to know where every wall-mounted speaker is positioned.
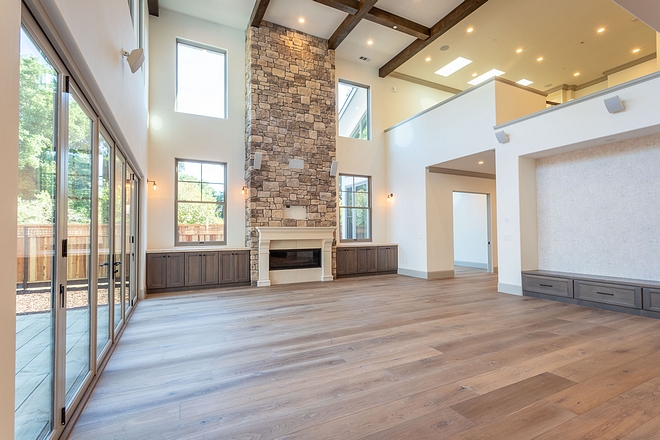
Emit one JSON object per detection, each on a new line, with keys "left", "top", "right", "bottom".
{"left": 604, "top": 95, "right": 625, "bottom": 114}
{"left": 330, "top": 161, "right": 338, "bottom": 177}
{"left": 289, "top": 159, "right": 304, "bottom": 169}
{"left": 253, "top": 152, "right": 262, "bottom": 170}
{"left": 495, "top": 131, "right": 509, "bottom": 144}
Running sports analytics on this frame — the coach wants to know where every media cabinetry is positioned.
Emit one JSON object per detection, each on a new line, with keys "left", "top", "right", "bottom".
{"left": 522, "top": 270, "right": 660, "bottom": 319}
{"left": 336, "top": 244, "right": 398, "bottom": 278}
{"left": 147, "top": 248, "right": 250, "bottom": 294}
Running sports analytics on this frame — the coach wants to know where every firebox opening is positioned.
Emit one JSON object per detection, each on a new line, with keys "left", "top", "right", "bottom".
{"left": 269, "top": 249, "right": 321, "bottom": 271}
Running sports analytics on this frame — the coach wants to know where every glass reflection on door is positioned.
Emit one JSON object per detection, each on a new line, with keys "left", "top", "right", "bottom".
{"left": 97, "top": 132, "right": 112, "bottom": 356}
{"left": 114, "top": 152, "right": 125, "bottom": 329}
{"left": 15, "top": 26, "right": 57, "bottom": 440}
{"left": 65, "top": 92, "right": 93, "bottom": 404}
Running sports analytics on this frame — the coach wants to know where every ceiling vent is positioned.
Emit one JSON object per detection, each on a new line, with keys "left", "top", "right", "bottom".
{"left": 359, "top": 56, "right": 370, "bottom": 61}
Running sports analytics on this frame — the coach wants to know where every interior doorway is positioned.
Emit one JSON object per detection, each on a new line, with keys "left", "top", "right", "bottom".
{"left": 452, "top": 192, "right": 493, "bottom": 276}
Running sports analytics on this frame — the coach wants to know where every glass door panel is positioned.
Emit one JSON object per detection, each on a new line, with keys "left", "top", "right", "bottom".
{"left": 16, "top": 26, "right": 57, "bottom": 440}
{"left": 65, "top": 92, "right": 93, "bottom": 403}
{"left": 124, "top": 170, "right": 132, "bottom": 312}
{"left": 113, "top": 152, "right": 125, "bottom": 329}
{"left": 125, "top": 166, "right": 138, "bottom": 311}
{"left": 97, "top": 132, "right": 112, "bottom": 356}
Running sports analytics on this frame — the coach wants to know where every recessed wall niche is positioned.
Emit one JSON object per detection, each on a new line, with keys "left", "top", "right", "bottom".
{"left": 536, "top": 133, "right": 660, "bottom": 281}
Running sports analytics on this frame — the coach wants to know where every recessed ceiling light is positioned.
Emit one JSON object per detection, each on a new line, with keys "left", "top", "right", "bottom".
{"left": 517, "top": 79, "right": 533, "bottom": 86}
{"left": 393, "top": 25, "right": 398, "bottom": 29}
{"left": 435, "top": 57, "right": 473, "bottom": 77}
{"left": 597, "top": 27, "right": 605, "bottom": 33}
{"left": 467, "top": 27, "right": 474, "bottom": 33}
{"left": 299, "top": 17, "right": 305, "bottom": 23}
{"left": 574, "top": 72, "right": 580, "bottom": 76}
{"left": 516, "top": 48, "right": 523, "bottom": 53}
{"left": 468, "top": 69, "right": 505, "bottom": 85}
{"left": 367, "top": 40, "right": 373, "bottom": 45}
{"left": 633, "top": 48, "right": 640, "bottom": 53}
{"left": 478, "top": 161, "right": 484, "bottom": 165}
{"left": 537, "top": 57, "right": 544, "bottom": 61}
{"left": 425, "top": 56, "right": 431, "bottom": 62}
{"left": 472, "top": 73, "right": 478, "bottom": 77}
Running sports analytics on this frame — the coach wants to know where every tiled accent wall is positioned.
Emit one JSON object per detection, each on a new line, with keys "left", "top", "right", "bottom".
{"left": 245, "top": 21, "right": 337, "bottom": 283}
{"left": 536, "top": 133, "right": 660, "bottom": 281}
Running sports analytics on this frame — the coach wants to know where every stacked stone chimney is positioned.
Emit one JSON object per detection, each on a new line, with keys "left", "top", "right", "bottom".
{"left": 245, "top": 22, "right": 337, "bottom": 284}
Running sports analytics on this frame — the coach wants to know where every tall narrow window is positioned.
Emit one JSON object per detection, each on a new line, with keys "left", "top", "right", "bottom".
{"left": 176, "top": 159, "right": 226, "bottom": 245}
{"left": 338, "top": 80, "right": 370, "bottom": 140}
{"left": 339, "top": 175, "right": 371, "bottom": 241}
{"left": 176, "top": 40, "right": 227, "bottom": 119}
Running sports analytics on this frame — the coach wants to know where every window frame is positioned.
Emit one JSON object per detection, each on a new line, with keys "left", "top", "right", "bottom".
{"left": 175, "top": 38, "right": 228, "bottom": 119}
{"left": 338, "top": 173, "right": 372, "bottom": 242}
{"left": 174, "top": 158, "right": 228, "bottom": 246}
{"left": 337, "top": 79, "right": 371, "bottom": 141}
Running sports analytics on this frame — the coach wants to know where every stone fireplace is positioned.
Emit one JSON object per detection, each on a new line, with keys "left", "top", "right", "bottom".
{"left": 245, "top": 22, "right": 337, "bottom": 285}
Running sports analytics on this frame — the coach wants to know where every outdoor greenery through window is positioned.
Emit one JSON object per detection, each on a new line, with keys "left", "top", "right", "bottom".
{"left": 339, "top": 174, "right": 371, "bottom": 241}
{"left": 176, "top": 39, "right": 226, "bottom": 119}
{"left": 338, "top": 80, "right": 370, "bottom": 140}
{"left": 176, "top": 159, "right": 226, "bottom": 245}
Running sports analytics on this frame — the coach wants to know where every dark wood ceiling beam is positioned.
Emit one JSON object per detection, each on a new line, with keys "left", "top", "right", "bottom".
{"left": 250, "top": 0, "right": 271, "bottom": 28}
{"left": 328, "top": 0, "right": 380, "bottom": 50}
{"left": 314, "top": 0, "right": 430, "bottom": 40}
{"left": 148, "top": 0, "right": 159, "bottom": 17}
{"left": 365, "top": 8, "right": 430, "bottom": 40}
{"left": 379, "top": 0, "right": 489, "bottom": 78}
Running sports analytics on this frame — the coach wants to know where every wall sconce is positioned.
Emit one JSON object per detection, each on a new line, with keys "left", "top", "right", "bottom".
{"left": 147, "top": 179, "right": 158, "bottom": 190}
{"left": 242, "top": 185, "right": 248, "bottom": 195}
{"left": 387, "top": 193, "right": 394, "bottom": 203}
{"left": 122, "top": 48, "right": 145, "bottom": 73}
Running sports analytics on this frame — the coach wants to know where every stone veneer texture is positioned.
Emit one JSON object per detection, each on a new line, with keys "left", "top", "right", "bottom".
{"left": 245, "top": 21, "right": 337, "bottom": 283}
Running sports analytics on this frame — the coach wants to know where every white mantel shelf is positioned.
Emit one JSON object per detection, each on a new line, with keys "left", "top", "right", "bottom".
{"left": 256, "top": 227, "right": 336, "bottom": 287}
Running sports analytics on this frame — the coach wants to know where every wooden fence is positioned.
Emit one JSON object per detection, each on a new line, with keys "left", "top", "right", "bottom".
{"left": 177, "top": 224, "right": 225, "bottom": 243}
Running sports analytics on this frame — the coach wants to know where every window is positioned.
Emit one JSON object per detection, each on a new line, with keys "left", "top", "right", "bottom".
{"left": 338, "top": 80, "right": 370, "bottom": 140}
{"left": 176, "top": 40, "right": 227, "bottom": 119}
{"left": 176, "top": 159, "right": 226, "bottom": 245}
{"left": 339, "top": 174, "right": 371, "bottom": 241}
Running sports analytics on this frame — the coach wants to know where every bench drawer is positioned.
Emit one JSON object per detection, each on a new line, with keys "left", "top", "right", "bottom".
{"left": 574, "top": 281, "right": 641, "bottom": 309}
{"left": 523, "top": 275, "right": 572, "bottom": 298}
{"left": 643, "top": 288, "right": 660, "bottom": 312}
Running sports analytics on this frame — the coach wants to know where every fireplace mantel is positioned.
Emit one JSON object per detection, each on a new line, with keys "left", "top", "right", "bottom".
{"left": 256, "top": 227, "right": 335, "bottom": 286}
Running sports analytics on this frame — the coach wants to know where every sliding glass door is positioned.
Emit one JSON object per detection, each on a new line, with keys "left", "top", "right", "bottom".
{"left": 16, "top": 13, "right": 141, "bottom": 439}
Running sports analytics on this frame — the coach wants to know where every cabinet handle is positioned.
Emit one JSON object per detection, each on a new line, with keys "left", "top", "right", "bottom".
{"left": 597, "top": 291, "right": 615, "bottom": 296}
{"left": 540, "top": 284, "right": 553, "bottom": 288}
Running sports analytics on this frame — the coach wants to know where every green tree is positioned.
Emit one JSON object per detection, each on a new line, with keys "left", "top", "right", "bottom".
{"left": 177, "top": 174, "right": 224, "bottom": 227}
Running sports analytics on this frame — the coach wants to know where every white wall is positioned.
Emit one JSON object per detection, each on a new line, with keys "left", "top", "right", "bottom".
{"left": 537, "top": 134, "right": 660, "bottom": 280}
{"left": 0, "top": 2, "right": 21, "bottom": 437}
{"left": 453, "top": 192, "right": 489, "bottom": 268}
{"left": 335, "top": 59, "right": 453, "bottom": 244}
{"left": 148, "top": 9, "right": 246, "bottom": 249}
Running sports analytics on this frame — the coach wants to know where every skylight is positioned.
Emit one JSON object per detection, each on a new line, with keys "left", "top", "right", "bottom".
{"left": 435, "top": 57, "right": 472, "bottom": 77}
{"left": 468, "top": 69, "right": 504, "bottom": 85}
{"left": 517, "top": 79, "right": 533, "bottom": 86}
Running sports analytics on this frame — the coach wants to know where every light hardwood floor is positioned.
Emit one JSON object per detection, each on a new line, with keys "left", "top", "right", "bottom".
{"left": 70, "top": 274, "right": 660, "bottom": 439}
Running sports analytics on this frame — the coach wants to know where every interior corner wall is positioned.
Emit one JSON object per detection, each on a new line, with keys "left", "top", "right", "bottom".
{"left": 608, "top": 59, "right": 659, "bottom": 88}
{"left": 537, "top": 134, "right": 660, "bottom": 280}
{"left": 147, "top": 9, "right": 246, "bottom": 249}
{"left": 426, "top": 173, "right": 498, "bottom": 278}
{"left": 0, "top": 2, "right": 20, "bottom": 437}
{"left": 495, "top": 80, "right": 547, "bottom": 125}
{"left": 335, "top": 59, "right": 454, "bottom": 244}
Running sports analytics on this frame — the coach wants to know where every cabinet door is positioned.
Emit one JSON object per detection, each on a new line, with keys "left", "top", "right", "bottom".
{"left": 219, "top": 252, "right": 234, "bottom": 284}
{"left": 358, "top": 247, "right": 378, "bottom": 274}
{"left": 378, "top": 246, "right": 398, "bottom": 272}
{"left": 202, "top": 252, "right": 219, "bottom": 285}
{"left": 167, "top": 253, "right": 185, "bottom": 288}
{"left": 146, "top": 253, "right": 167, "bottom": 289}
{"left": 336, "top": 248, "right": 357, "bottom": 276}
{"left": 185, "top": 253, "right": 202, "bottom": 287}
{"left": 233, "top": 251, "right": 250, "bottom": 283}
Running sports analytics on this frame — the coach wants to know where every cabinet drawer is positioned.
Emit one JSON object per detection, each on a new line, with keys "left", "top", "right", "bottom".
{"left": 523, "top": 275, "right": 572, "bottom": 298}
{"left": 643, "top": 288, "right": 660, "bottom": 312}
{"left": 574, "top": 281, "right": 641, "bottom": 309}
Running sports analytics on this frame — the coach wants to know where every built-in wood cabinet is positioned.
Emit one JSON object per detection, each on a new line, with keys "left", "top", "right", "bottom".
{"left": 522, "top": 270, "right": 660, "bottom": 319}
{"left": 147, "top": 249, "right": 249, "bottom": 293}
{"left": 336, "top": 245, "right": 398, "bottom": 278}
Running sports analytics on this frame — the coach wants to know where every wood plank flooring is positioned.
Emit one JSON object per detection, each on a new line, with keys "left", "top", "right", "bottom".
{"left": 69, "top": 274, "right": 660, "bottom": 439}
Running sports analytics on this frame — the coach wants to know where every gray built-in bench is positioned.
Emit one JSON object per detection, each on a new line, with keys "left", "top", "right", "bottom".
{"left": 522, "top": 270, "right": 660, "bottom": 319}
